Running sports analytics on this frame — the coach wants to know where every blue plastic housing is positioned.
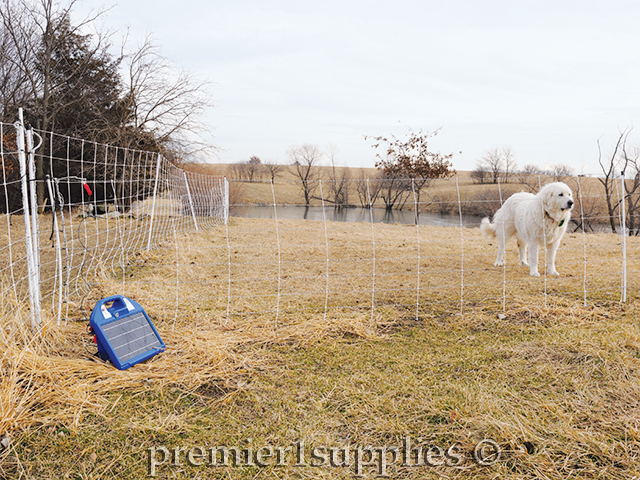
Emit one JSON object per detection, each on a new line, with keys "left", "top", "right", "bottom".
{"left": 89, "top": 295, "right": 165, "bottom": 370}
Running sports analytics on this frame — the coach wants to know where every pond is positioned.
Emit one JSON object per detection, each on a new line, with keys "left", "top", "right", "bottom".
{"left": 231, "top": 205, "right": 482, "bottom": 228}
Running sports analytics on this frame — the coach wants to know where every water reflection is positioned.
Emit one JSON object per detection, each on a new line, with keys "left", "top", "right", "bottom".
{"left": 231, "top": 205, "right": 481, "bottom": 228}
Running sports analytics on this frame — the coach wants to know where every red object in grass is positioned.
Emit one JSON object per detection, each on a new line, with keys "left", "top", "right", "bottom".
{"left": 83, "top": 182, "right": 92, "bottom": 196}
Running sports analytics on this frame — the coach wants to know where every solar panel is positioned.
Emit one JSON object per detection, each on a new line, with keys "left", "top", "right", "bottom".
{"left": 89, "top": 295, "right": 165, "bottom": 370}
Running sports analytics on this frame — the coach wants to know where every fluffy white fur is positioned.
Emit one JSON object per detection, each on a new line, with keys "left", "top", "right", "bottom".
{"left": 480, "top": 182, "right": 574, "bottom": 277}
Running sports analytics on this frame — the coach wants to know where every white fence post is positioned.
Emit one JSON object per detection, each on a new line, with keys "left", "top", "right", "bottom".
{"left": 366, "top": 179, "right": 376, "bottom": 321}
{"left": 15, "top": 110, "right": 41, "bottom": 328}
{"left": 538, "top": 175, "right": 548, "bottom": 307}
{"left": 576, "top": 175, "right": 588, "bottom": 307}
{"left": 25, "top": 125, "right": 41, "bottom": 280}
{"left": 146, "top": 154, "right": 163, "bottom": 251}
{"left": 455, "top": 177, "right": 464, "bottom": 315}
{"left": 183, "top": 170, "right": 199, "bottom": 231}
{"left": 270, "top": 179, "right": 281, "bottom": 330}
{"left": 224, "top": 177, "right": 229, "bottom": 225}
{"left": 621, "top": 170, "right": 627, "bottom": 302}
{"left": 410, "top": 178, "right": 421, "bottom": 321}
{"left": 46, "top": 176, "right": 63, "bottom": 325}
{"left": 318, "top": 180, "right": 330, "bottom": 322}
{"left": 497, "top": 177, "right": 506, "bottom": 312}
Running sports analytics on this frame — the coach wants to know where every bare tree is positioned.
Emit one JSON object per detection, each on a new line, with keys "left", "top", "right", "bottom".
{"left": 470, "top": 163, "right": 488, "bottom": 184}
{"left": 263, "top": 159, "right": 285, "bottom": 182}
{"left": 595, "top": 137, "right": 640, "bottom": 235}
{"left": 325, "top": 145, "right": 350, "bottom": 207}
{"left": 549, "top": 163, "right": 575, "bottom": 182}
{"left": 242, "top": 155, "right": 262, "bottom": 182}
{"left": 228, "top": 158, "right": 262, "bottom": 182}
{"left": 288, "top": 143, "right": 322, "bottom": 205}
{"left": 227, "top": 162, "right": 244, "bottom": 180}
{"left": 0, "top": 16, "right": 31, "bottom": 119}
{"left": 516, "top": 163, "right": 545, "bottom": 192}
{"left": 593, "top": 129, "right": 640, "bottom": 235}
{"left": 598, "top": 130, "right": 629, "bottom": 233}
{"left": 502, "top": 146, "right": 517, "bottom": 182}
{"left": 118, "top": 35, "right": 212, "bottom": 162}
{"left": 355, "top": 170, "right": 381, "bottom": 208}
{"left": 476, "top": 146, "right": 517, "bottom": 184}
{"left": 572, "top": 179, "right": 605, "bottom": 233}
{"left": 476, "top": 148, "right": 502, "bottom": 184}
{"left": 377, "top": 175, "right": 412, "bottom": 211}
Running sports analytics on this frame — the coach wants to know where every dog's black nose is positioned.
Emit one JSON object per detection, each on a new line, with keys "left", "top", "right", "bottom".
{"left": 568, "top": 200, "right": 574, "bottom": 207}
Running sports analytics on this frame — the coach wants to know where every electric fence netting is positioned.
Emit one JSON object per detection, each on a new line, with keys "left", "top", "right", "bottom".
{"left": 140, "top": 173, "right": 639, "bottom": 333}
{"left": 0, "top": 115, "right": 228, "bottom": 328}
{"left": 204, "top": 176, "right": 638, "bottom": 328}
{"left": 1, "top": 114, "right": 639, "bottom": 333}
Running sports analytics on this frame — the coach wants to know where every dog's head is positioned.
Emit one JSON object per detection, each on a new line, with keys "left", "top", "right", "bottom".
{"left": 541, "top": 182, "right": 574, "bottom": 218}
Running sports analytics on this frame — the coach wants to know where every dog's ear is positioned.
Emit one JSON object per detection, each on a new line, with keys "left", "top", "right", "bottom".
{"left": 540, "top": 184, "right": 554, "bottom": 209}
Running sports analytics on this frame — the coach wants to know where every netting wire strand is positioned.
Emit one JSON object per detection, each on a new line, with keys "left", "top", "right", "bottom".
{"left": 497, "top": 177, "right": 506, "bottom": 311}
{"left": 411, "top": 179, "right": 420, "bottom": 321}
{"left": 366, "top": 179, "right": 376, "bottom": 322}
{"left": 173, "top": 221, "right": 179, "bottom": 331}
{"left": 224, "top": 190, "right": 232, "bottom": 327}
{"left": 270, "top": 179, "right": 281, "bottom": 331}
{"left": 620, "top": 171, "right": 627, "bottom": 302}
{"left": 455, "top": 178, "right": 464, "bottom": 315}
{"left": 576, "top": 175, "right": 588, "bottom": 307}
{"left": 319, "top": 180, "right": 330, "bottom": 322}
{"left": 538, "top": 175, "right": 548, "bottom": 308}
{"left": 614, "top": 170, "right": 624, "bottom": 302}
{"left": 66, "top": 136, "right": 76, "bottom": 312}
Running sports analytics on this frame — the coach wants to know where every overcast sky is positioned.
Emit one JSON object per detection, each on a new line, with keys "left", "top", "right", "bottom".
{"left": 74, "top": 0, "right": 640, "bottom": 174}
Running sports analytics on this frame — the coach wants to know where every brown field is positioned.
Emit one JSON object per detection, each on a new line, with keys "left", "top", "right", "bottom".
{"left": 2, "top": 210, "right": 640, "bottom": 478}
{"left": 132, "top": 217, "right": 638, "bottom": 323}
{"left": 0, "top": 156, "right": 638, "bottom": 478}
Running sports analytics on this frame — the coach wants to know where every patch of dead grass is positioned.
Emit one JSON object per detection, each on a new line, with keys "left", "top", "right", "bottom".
{"left": 1, "top": 216, "right": 640, "bottom": 478}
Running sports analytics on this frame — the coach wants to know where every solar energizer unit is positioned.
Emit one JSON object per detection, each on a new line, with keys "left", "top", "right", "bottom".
{"left": 89, "top": 295, "right": 165, "bottom": 370}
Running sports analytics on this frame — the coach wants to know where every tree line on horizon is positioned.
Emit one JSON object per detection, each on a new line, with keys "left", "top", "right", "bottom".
{"left": 228, "top": 128, "right": 640, "bottom": 235}
{"left": 0, "top": 0, "right": 211, "bottom": 212}
{"left": 226, "top": 128, "right": 457, "bottom": 213}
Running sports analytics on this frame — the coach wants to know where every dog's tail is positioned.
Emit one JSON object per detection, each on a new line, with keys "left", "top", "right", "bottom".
{"left": 480, "top": 217, "right": 496, "bottom": 238}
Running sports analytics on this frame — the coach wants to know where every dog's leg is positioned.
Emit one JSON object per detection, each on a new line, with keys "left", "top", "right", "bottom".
{"left": 517, "top": 238, "right": 529, "bottom": 266}
{"left": 546, "top": 239, "right": 561, "bottom": 276}
{"left": 528, "top": 243, "right": 540, "bottom": 277}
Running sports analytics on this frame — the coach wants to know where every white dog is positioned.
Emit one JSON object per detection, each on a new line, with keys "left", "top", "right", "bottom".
{"left": 480, "top": 182, "right": 574, "bottom": 277}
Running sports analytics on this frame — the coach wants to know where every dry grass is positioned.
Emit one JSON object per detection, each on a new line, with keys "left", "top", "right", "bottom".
{"left": 128, "top": 217, "right": 638, "bottom": 323}
{"left": 1, "top": 216, "right": 640, "bottom": 478}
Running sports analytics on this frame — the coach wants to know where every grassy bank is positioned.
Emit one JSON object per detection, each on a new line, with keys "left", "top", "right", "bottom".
{"left": 5, "top": 301, "right": 640, "bottom": 479}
